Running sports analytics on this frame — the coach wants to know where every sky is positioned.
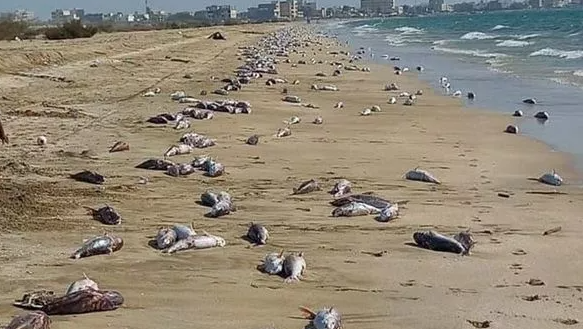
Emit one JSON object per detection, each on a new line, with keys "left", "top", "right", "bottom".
{"left": 0, "top": 0, "right": 363, "bottom": 19}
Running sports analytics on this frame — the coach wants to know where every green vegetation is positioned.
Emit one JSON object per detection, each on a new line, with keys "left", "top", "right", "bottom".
{"left": 44, "top": 20, "right": 98, "bottom": 40}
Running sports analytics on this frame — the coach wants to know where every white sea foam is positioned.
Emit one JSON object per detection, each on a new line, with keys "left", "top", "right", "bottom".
{"left": 516, "top": 33, "right": 540, "bottom": 40}
{"left": 529, "top": 48, "right": 583, "bottom": 60}
{"left": 574, "top": 70, "right": 583, "bottom": 77}
{"left": 352, "top": 24, "right": 379, "bottom": 36}
{"left": 432, "top": 46, "right": 509, "bottom": 58}
{"left": 460, "top": 32, "right": 498, "bottom": 40}
{"left": 432, "top": 39, "right": 451, "bottom": 45}
{"left": 491, "top": 25, "right": 509, "bottom": 31}
{"left": 384, "top": 35, "right": 405, "bottom": 46}
{"left": 395, "top": 26, "right": 424, "bottom": 34}
{"left": 496, "top": 40, "right": 531, "bottom": 47}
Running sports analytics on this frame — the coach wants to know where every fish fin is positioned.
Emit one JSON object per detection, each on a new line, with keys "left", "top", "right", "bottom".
{"left": 190, "top": 221, "right": 196, "bottom": 231}
{"left": 83, "top": 272, "right": 89, "bottom": 280}
{"left": 299, "top": 306, "right": 317, "bottom": 319}
{"left": 298, "top": 251, "right": 304, "bottom": 257}
{"left": 278, "top": 249, "right": 285, "bottom": 258}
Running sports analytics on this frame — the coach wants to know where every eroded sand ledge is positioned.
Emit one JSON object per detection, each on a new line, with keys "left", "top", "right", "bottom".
{"left": 0, "top": 23, "right": 582, "bottom": 329}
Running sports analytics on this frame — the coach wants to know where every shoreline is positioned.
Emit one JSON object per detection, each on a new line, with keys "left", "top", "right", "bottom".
{"left": 1, "top": 24, "right": 583, "bottom": 329}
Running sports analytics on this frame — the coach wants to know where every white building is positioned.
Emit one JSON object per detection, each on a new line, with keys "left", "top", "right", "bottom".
{"left": 360, "top": 0, "right": 396, "bottom": 14}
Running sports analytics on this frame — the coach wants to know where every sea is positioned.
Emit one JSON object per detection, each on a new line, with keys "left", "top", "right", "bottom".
{"left": 320, "top": 8, "right": 583, "bottom": 176}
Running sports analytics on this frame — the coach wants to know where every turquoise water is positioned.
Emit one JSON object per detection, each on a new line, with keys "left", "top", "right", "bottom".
{"left": 321, "top": 9, "right": 583, "bottom": 176}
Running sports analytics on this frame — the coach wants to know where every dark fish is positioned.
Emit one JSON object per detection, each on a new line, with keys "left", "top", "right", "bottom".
{"left": 135, "top": 159, "right": 175, "bottom": 170}
{"left": 5, "top": 311, "right": 50, "bottom": 329}
{"left": 70, "top": 171, "right": 105, "bottom": 185}
{"left": 413, "top": 230, "right": 475, "bottom": 255}
{"left": 71, "top": 234, "right": 124, "bottom": 259}
{"left": 159, "top": 113, "right": 176, "bottom": 121}
{"left": 292, "top": 179, "right": 321, "bottom": 195}
{"left": 200, "top": 190, "right": 219, "bottom": 207}
{"left": 329, "top": 194, "right": 390, "bottom": 209}
{"left": 146, "top": 116, "right": 167, "bottom": 124}
{"left": 247, "top": 222, "right": 269, "bottom": 245}
{"left": 41, "top": 289, "right": 123, "bottom": 315}
{"left": 83, "top": 206, "right": 121, "bottom": 225}
{"left": 0, "top": 118, "right": 9, "bottom": 145}
{"left": 109, "top": 141, "right": 129, "bottom": 153}
{"left": 246, "top": 134, "right": 259, "bottom": 145}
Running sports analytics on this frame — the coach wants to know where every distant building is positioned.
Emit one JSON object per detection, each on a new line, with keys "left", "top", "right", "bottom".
{"left": 529, "top": 0, "right": 543, "bottom": 7}
{"left": 248, "top": 2, "right": 281, "bottom": 21}
{"left": 206, "top": 5, "right": 237, "bottom": 21}
{"left": 428, "top": 0, "right": 445, "bottom": 11}
{"left": 51, "top": 8, "right": 84, "bottom": 24}
{"left": 83, "top": 13, "right": 105, "bottom": 23}
{"left": 279, "top": 0, "right": 299, "bottom": 19}
{"left": 303, "top": 2, "right": 318, "bottom": 17}
{"left": 360, "top": 0, "right": 396, "bottom": 14}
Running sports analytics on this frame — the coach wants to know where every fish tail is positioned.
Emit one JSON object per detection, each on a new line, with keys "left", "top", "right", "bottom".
{"left": 298, "top": 306, "right": 316, "bottom": 319}
{"left": 83, "top": 272, "right": 89, "bottom": 279}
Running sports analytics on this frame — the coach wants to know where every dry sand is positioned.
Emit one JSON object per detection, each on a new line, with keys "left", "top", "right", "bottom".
{"left": 0, "top": 23, "right": 582, "bottom": 329}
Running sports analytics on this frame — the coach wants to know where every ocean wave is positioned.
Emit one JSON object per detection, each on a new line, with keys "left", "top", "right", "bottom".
{"left": 496, "top": 40, "right": 531, "bottom": 47}
{"left": 574, "top": 70, "right": 583, "bottom": 77}
{"left": 516, "top": 33, "right": 540, "bottom": 40}
{"left": 394, "top": 26, "right": 424, "bottom": 34}
{"left": 384, "top": 35, "right": 405, "bottom": 46}
{"left": 433, "top": 39, "right": 451, "bottom": 45}
{"left": 491, "top": 25, "right": 509, "bottom": 31}
{"left": 460, "top": 31, "right": 498, "bottom": 40}
{"left": 352, "top": 24, "right": 379, "bottom": 36}
{"left": 432, "top": 46, "right": 509, "bottom": 58}
{"left": 529, "top": 48, "right": 583, "bottom": 60}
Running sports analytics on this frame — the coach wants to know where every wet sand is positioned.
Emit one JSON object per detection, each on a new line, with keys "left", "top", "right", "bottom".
{"left": 1, "top": 23, "right": 582, "bottom": 329}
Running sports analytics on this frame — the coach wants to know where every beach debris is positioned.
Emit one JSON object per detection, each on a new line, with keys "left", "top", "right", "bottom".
{"left": 208, "top": 31, "right": 226, "bottom": 40}
{"left": 329, "top": 179, "right": 351, "bottom": 198}
{"left": 505, "top": 124, "right": 518, "bottom": 134}
{"left": 39, "top": 289, "right": 124, "bottom": 315}
{"left": 538, "top": 170, "right": 563, "bottom": 186}
{"left": 283, "top": 252, "right": 306, "bottom": 283}
{"left": 5, "top": 311, "right": 50, "bottom": 329}
{"left": 534, "top": 111, "right": 549, "bottom": 120}
{"left": 413, "top": 230, "right": 475, "bottom": 255}
{"left": 70, "top": 170, "right": 105, "bottom": 185}
{"left": 261, "top": 250, "right": 285, "bottom": 275}
{"left": 163, "top": 231, "right": 226, "bottom": 254}
{"left": 65, "top": 273, "right": 99, "bottom": 295}
{"left": 284, "top": 116, "right": 301, "bottom": 125}
{"left": 13, "top": 291, "right": 58, "bottom": 309}
{"left": 512, "top": 110, "right": 523, "bottom": 117}
{"left": 37, "top": 136, "right": 47, "bottom": 146}
{"left": 405, "top": 167, "right": 441, "bottom": 184}
{"left": 83, "top": 205, "right": 121, "bottom": 225}
{"left": 543, "top": 226, "right": 562, "bottom": 236}
{"left": 247, "top": 222, "right": 270, "bottom": 245}
{"left": 109, "top": 141, "right": 129, "bottom": 153}
{"left": 332, "top": 202, "right": 380, "bottom": 217}
{"left": 164, "top": 144, "right": 193, "bottom": 157}
{"left": 136, "top": 158, "right": 175, "bottom": 171}
{"left": 283, "top": 95, "right": 301, "bottom": 103}
{"left": 292, "top": 179, "right": 321, "bottom": 195}
{"left": 313, "top": 116, "right": 323, "bottom": 124}
{"left": 523, "top": 98, "right": 537, "bottom": 105}
{"left": 276, "top": 127, "right": 292, "bottom": 138}
{"left": 334, "top": 102, "right": 344, "bottom": 109}
{"left": 299, "top": 306, "right": 342, "bottom": 329}
{"left": 71, "top": 234, "right": 124, "bottom": 259}
{"left": 246, "top": 134, "right": 259, "bottom": 145}
{"left": 376, "top": 203, "right": 399, "bottom": 222}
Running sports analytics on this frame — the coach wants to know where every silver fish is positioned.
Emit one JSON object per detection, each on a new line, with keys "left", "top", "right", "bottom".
{"left": 332, "top": 201, "right": 380, "bottom": 217}
{"left": 163, "top": 231, "right": 226, "bottom": 254}
{"left": 376, "top": 203, "right": 399, "bottom": 222}
{"left": 538, "top": 170, "right": 563, "bottom": 186}
{"left": 405, "top": 167, "right": 441, "bottom": 184}
{"left": 262, "top": 250, "right": 285, "bottom": 275}
{"left": 299, "top": 306, "right": 342, "bottom": 329}
{"left": 71, "top": 234, "right": 123, "bottom": 259}
{"left": 172, "top": 223, "right": 196, "bottom": 240}
{"left": 200, "top": 190, "right": 219, "bottom": 206}
{"left": 283, "top": 252, "right": 306, "bottom": 283}
{"left": 206, "top": 161, "right": 225, "bottom": 177}
{"left": 156, "top": 227, "right": 177, "bottom": 250}
{"left": 207, "top": 199, "right": 232, "bottom": 218}
{"left": 413, "top": 230, "right": 475, "bottom": 255}
{"left": 247, "top": 222, "right": 269, "bottom": 245}
{"left": 292, "top": 179, "right": 321, "bottom": 195}
{"left": 65, "top": 273, "right": 99, "bottom": 295}
{"left": 164, "top": 144, "right": 192, "bottom": 157}
{"left": 329, "top": 179, "right": 351, "bottom": 198}
{"left": 276, "top": 127, "right": 292, "bottom": 138}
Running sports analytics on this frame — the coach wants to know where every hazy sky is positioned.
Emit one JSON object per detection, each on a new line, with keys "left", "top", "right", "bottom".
{"left": 0, "top": 0, "right": 363, "bottom": 19}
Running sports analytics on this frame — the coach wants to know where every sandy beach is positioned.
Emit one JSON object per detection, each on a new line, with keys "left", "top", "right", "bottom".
{"left": 1, "top": 22, "right": 582, "bottom": 329}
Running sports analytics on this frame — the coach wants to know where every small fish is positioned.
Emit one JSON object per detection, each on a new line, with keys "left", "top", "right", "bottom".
{"left": 538, "top": 170, "right": 563, "bottom": 186}
{"left": 164, "top": 144, "right": 193, "bottom": 157}
{"left": 292, "top": 179, "right": 321, "bottom": 195}
{"left": 284, "top": 116, "right": 301, "bottom": 125}
{"left": 163, "top": 231, "right": 226, "bottom": 254}
{"left": 262, "top": 250, "right": 285, "bottom": 275}
{"left": 329, "top": 179, "right": 351, "bottom": 198}
{"left": 109, "top": 141, "right": 129, "bottom": 153}
{"left": 505, "top": 124, "right": 518, "bottom": 134}
{"left": 135, "top": 158, "right": 175, "bottom": 170}
{"left": 313, "top": 116, "right": 323, "bottom": 124}
{"left": 405, "top": 167, "right": 441, "bottom": 184}
{"left": 247, "top": 222, "right": 269, "bottom": 245}
{"left": 156, "top": 227, "right": 177, "bottom": 250}
{"left": 70, "top": 171, "right": 104, "bottom": 185}
{"left": 205, "top": 160, "right": 225, "bottom": 177}
{"left": 360, "top": 108, "right": 372, "bottom": 116}
{"left": 207, "top": 199, "right": 232, "bottom": 218}
{"left": 246, "top": 134, "right": 259, "bottom": 145}
{"left": 166, "top": 163, "right": 196, "bottom": 177}
{"left": 370, "top": 105, "right": 381, "bottom": 112}
{"left": 174, "top": 119, "right": 191, "bottom": 130}
{"left": 299, "top": 306, "right": 342, "bottom": 329}
{"left": 388, "top": 97, "right": 397, "bottom": 104}
{"left": 283, "top": 252, "right": 306, "bottom": 283}
{"left": 83, "top": 205, "right": 121, "bottom": 225}
{"left": 200, "top": 190, "right": 219, "bottom": 206}
{"left": 413, "top": 230, "right": 475, "bottom": 255}
{"left": 5, "top": 311, "right": 50, "bottom": 329}
{"left": 376, "top": 203, "right": 399, "bottom": 222}
{"left": 332, "top": 201, "right": 380, "bottom": 217}
{"left": 65, "top": 273, "right": 99, "bottom": 295}
{"left": 276, "top": 127, "right": 292, "bottom": 138}
{"left": 71, "top": 234, "right": 123, "bottom": 259}
{"left": 334, "top": 102, "right": 344, "bottom": 109}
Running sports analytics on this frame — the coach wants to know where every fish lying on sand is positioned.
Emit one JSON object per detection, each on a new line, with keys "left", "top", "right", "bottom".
{"left": 538, "top": 170, "right": 563, "bottom": 186}
{"left": 109, "top": 141, "right": 129, "bottom": 153}
{"left": 71, "top": 234, "right": 123, "bottom": 259}
{"left": 83, "top": 205, "right": 121, "bottom": 225}
{"left": 260, "top": 250, "right": 285, "bottom": 275}
{"left": 330, "top": 194, "right": 391, "bottom": 209}
{"left": 40, "top": 289, "right": 124, "bottom": 315}
{"left": 405, "top": 167, "right": 441, "bottom": 184}
{"left": 332, "top": 201, "right": 380, "bottom": 217}
{"left": 283, "top": 252, "right": 306, "bottom": 283}
{"left": 70, "top": 170, "right": 105, "bottom": 185}
{"left": 163, "top": 231, "right": 226, "bottom": 254}
{"left": 413, "top": 230, "right": 475, "bottom": 255}
{"left": 299, "top": 306, "right": 342, "bottom": 329}
{"left": 329, "top": 179, "right": 351, "bottom": 198}
{"left": 247, "top": 222, "right": 269, "bottom": 245}
{"left": 5, "top": 311, "right": 50, "bottom": 329}
{"left": 376, "top": 203, "right": 399, "bottom": 222}
{"left": 135, "top": 158, "right": 175, "bottom": 170}
{"left": 292, "top": 179, "right": 321, "bottom": 195}
{"left": 65, "top": 273, "right": 99, "bottom": 295}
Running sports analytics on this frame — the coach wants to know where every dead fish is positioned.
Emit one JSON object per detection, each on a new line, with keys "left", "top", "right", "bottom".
{"left": 70, "top": 171, "right": 104, "bottom": 185}
{"left": 299, "top": 306, "right": 342, "bottom": 329}
{"left": 330, "top": 194, "right": 391, "bottom": 209}
{"left": 261, "top": 250, "right": 285, "bottom": 275}
{"left": 283, "top": 95, "right": 301, "bottom": 103}
{"left": 413, "top": 230, "right": 475, "bottom": 255}
{"left": 284, "top": 116, "right": 301, "bottom": 125}
{"left": 405, "top": 167, "right": 441, "bottom": 184}
{"left": 332, "top": 202, "right": 380, "bottom": 217}
{"left": 192, "top": 155, "right": 211, "bottom": 168}
{"left": 200, "top": 190, "right": 220, "bottom": 207}
{"left": 505, "top": 124, "right": 518, "bottom": 134}
{"left": 135, "top": 158, "right": 175, "bottom": 170}
{"left": 71, "top": 234, "right": 123, "bottom": 259}
{"left": 292, "top": 179, "right": 321, "bottom": 195}
{"left": 65, "top": 273, "right": 99, "bottom": 295}
{"left": 334, "top": 102, "right": 344, "bottom": 109}
{"left": 156, "top": 227, "right": 177, "bottom": 250}
{"left": 109, "top": 141, "right": 129, "bottom": 153}
{"left": 163, "top": 231, "right": 226, "bottom": 254}
{"left": 13, "top": 291, "right": 57, "bottom": 310}
{"left": 313, "top": 116, "right": 323, "bottom": 124}
{"left": 371, "top": 105, "right": 382, "bottom": 112}
{"left": 283, "top": 252, "right": 306, "bottom": 283}
{"left": 166, "top": 163, "right": 196, "bottom": 177}
{"left": 174, "top": 119, "right": 191, "bottom": 130}
{"left": 172, "top": 223, "right": 196, "bottom": 240}
{"left": 360, "top": 108, "right": 372, "bottom": 116}
{"left": 41, "top": 289, "right": 123, "bottom": 315}
{"left": 83, "top": 205, "right": 121, "bottom": 225}
{"left": 329, "top": 179, "right": 351, "bottom": 198}
{"left": 205, "top": 160, "right": 225, "bottom": 177}
{"left": 538, "top": 170, "right": 563, "bottom": 186}
{"left": 207, "top": 199, "right": 232, "bottom": 218}
{"left": 247, "top": 222, "right": 269, "bottom": 245}
{"left": 376, "top": 203, "right": 399, "bottom": 222}
{"left": 164, "top": 144, "right": 193, "bottom": 157}
{"left": 246, "top": 134, "right": 259, "bottom": 145}
{"left": 276, "top": 127, "right": 292, "bottom": 138}
{"left": 146, "top": 116, "right": 167, "bottom": 124}
{"left": 5, "top": 311, "right": 50, "bottom": 329}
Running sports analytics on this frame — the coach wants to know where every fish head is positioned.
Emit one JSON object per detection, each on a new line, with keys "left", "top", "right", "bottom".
{"left": 413, "top": 231, "right": 431, "bottom": 246}
{"left": 103, "top": 291, "right": 124, "bottom": 308}
{"left": 215, "top": 236, "right": 226, "bottom": 247}
{"left": 317, "top": 310, "right": 340, "bottom": 329}
{"left": 112, "top": 236, "right": 124, "bottom": 251}
{"left": 454, "top": 231, "right": 476, "bottom": 255}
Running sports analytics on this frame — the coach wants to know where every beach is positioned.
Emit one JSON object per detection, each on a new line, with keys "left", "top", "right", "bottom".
{"left": 1, "top": 22, "right": 583, "bottom": 329}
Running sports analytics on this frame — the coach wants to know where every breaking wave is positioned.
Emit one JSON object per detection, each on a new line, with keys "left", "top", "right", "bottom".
{"left": 496, "top": 40, "right": 531, "bottom": 47}
{"left": 460, "top": 32, "right": 498, "bottom": 40}
{"left": 432, "top": 46, "right": 509, "bottom": 58}
{"left": 491, "top": 25, "right": 509, "bottom": 31}
{"left": 529, "top": 48, "right": 583, "bottom": 60}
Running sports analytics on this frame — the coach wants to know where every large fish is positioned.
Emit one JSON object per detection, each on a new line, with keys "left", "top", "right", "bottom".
{"left": 299, "top": 306, "right": 342, "bottom": 329}
{"left": 247, "top": 222, "right": 269, "bottom": 245}
{"left": 5, "top": 311, "right": 50, "bottom": 329}
{"left": 332, "top": 202, "right": 380, "bottom": 217}
{"left": 71, "top": 234, "right": 123, "bottom": 259}
{"left": 41, "top": 289, "right": 123, "bottom": 315}
{"left": 261, "top": 250, "right": 285, "bottom": 275}
{"left": 65, "top": 273, "right": 99, "bottom": 295}
{"left": 330, "top": 194, "right": 390, "bottom": 209}
{"left": 413, "top": 230, "right": 475, "bottom": 255}
{"left": 163, "top": 231, "right": 226, "bottom": 254}
{"left": 405, "top": 167, "right": 441, "bottom": 184}
{"left": 283, "top": 252, "right": 306, "bottom": 283}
